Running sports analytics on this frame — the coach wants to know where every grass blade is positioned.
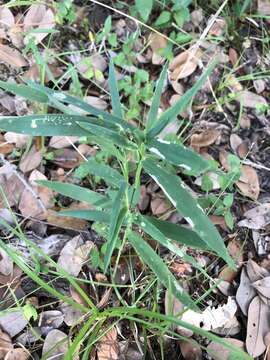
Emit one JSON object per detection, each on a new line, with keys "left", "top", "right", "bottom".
{"left": 0, "top": 114, "right": 112, "bottom": 136}
{"left": 143, "top": 158, "right": 234, "bottom": 268}
{"left": 142, "top": 216, "right": 208, "bottom": 250}
{"left": 135, "top": 214, "right": 212, "bottom": 280}
{"left": 84, "top": 158, "right": 125, "bottom": 187}
{"left": 128, "top": 230, "right": 198, "bottom": 310}
{"left": 146, "top": 63, "right": 168, "bottom": 131}
{"left": 26, "top": 81, "right": 136, "bottom": 133}
{"left": 37, "top": 181, "right": 110, "bottom": 207}
{"left": 147, "top": 60, "right": 217, "bottom": 138}
{"left": 59, "top": 210, "right": 110, "bottom": 223}
{"left": 0, "top": 80, "right": 48, "bottom": 103}
{"left": 147, "top": 138, "right": 209, "bottom": 174}
{"left": 109, "top": 58, "right": 123, "bottom": 118}
{"left": 78, "top": 122, "right": 136, "bottom": 150}
{"left": 104, "top": 182, "right": 127, "bottom": 272}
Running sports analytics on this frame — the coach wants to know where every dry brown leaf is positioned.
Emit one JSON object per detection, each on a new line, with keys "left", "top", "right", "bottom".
{"left": 70, "top": 284, "right": 89, "bottom": 307}
{"left": 209, "top": 18, "right": 227, "bottom": 36}
{"left": 0, "top": 6, "right": 14, "bottom": 29}
{"left": 169, "top": 49, "right": 202, "bottom": 80}
{"left": 19, "top": 146, "right": 42, "bottom": 173}
{"left": 4, "top": 132, "right": 29, "bottom": 148}
{"left": 0, "top": 172, "right": 24, "bottom": 208}
{"left": 191, "top": 129, "right": 220, "bottom": 149}
{"left": 0, "top": 248, "right": 13, "bottom": 276}
{"left": 46, "top": 210, "right": 88, "bottom": 231}
{"left": 238, "top": 203, "right": 270, "bottom": 229}
{"left": 0, "top": 44, "right": 27, "bottom": 67}
{"left": 151, "top": 195, "right": 171, "bottom": 216}
{"left": 51, "top": 148, "right": 83, "bottom": 169}
{"left": 19, "top": 170, "right": 54, "bottom": 220}
{"left": 4, "top": 348, "right": 30, "bottom": 360}
{"left": 235, "top": 90, "right": 268, "bottom": 108}
{"left": 246, "top": 259, "right": 269, "bottom": 282}
{"left": 40, "top": 310, "right": 64, "bottom": 331}
{"left": 60, "top": 303, "right": 83, "bottom": 327}
{"left": 97, "top": 327, "right": 119, "bottom": 360}
{"left": 49, "top": 136, "right": 80, "bottom": 149}
{"left": 138, "top": 185, "right": 150, "bottom": 211}
{"left": 230, "top": 134, "right": 242, "bottom": 153}
{"left": 191, "top": 8, "right": 203, "bottom": 27}
{"left": 179, "top": 339, "right": 202, "bottom": 360}
{"left": 207, "top": 338, "right": 245, "bottom": 360}
{"left": 253, "top": 276, "right": 270, "bottom": 300}
{"left": 246, "top": 296, "right": 270, "bottom": 357}
{"left": 0, "top": 329, "right": 13, "bottom": 359}
{"left": 42, "top": 329, "right": 68, "bottom": 359}
{"left": 0, "top": 310, "right": 28, "bottom": 337}
{"left": 237, "top": 165, "right": 260, "bottom": 200}
{"left": 236, "top": 267, "right": 256, "bottom": 316}
{"left": 227, "top": 75, "right": 243, "bottom": 92}
{"left": 85, "top": 96, "right": 108, "bottom": 110}
{"left": 0, "top": 137, "right": 14, "bottom": 155}
{"left": 228, "top": 48, "right": 239, "bottom": 66}
{"left": 23, "top": 63, "right": 62, "bottom": 83}
{"left": 239, "top": 114, "right": 251, "bottom": 129}
{"left": 57, "top": 235, "right": 94, "bottom": 276}
{"left": 149, "top": 33, "right": 167, "bottom": 65}
{"left": 23, "top": 5, "right": 55, "bottom": 44}
{"left": 219, "top": 266, "right": 237, "bottom": 283}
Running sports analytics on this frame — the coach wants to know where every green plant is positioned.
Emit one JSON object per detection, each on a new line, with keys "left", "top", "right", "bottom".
{"left": 0, "top": 59, "right": 252, "bottom": 359}
{"left": 54, "top": 0, "right": 76, "bottom": 25}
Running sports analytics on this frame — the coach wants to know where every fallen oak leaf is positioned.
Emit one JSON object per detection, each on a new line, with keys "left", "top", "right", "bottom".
{"left": 97, "top": 327, "right": 119, "bottom": 360}
{"left": 237, "top": 165, "right": 260, "bottom": 200}
{"left": 191, "top": 129, "right": 220, "bottom": 150}
{"left": 246, "top": 296, "right": 270, "bottom": 357}
{"left": 169, "top": 49, "right": 202, "bottom": 80}
{"left": 0, "top": 44, "right": 27, "bottom": 68}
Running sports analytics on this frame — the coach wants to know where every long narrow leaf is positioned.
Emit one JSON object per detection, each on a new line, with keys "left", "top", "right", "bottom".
{"left": 128, "top": 231, "right": 198, "bottom": 310}
{"left": 0, "top": 80, "right": 48, "bottom": 103}
{"left": 0, "top": 114, "right": 116, "bottom": 136}
{"left": 135, "top": 214, "right": 212, "bottom": 279}
{"left": 147, "top": 60, "right": 217, "bottom": 138}
{"left": 26, "top": 81, "right": 136, "bottom": 133}
{"left": 104, "top": 182, "right": 127, "bottom": 272}
{"left": 109, "top": 59, "right": 123, "bottom": 118}
{"left": 145, "top": 216, "right": 208, "bottom": 250}
{"left": 37, "top": 181, "right": 110, "bottom": 208}
{"left": 78, "top": 122, "right": 136, "bottom": 150}
{"left": 59, "top": 210, "right": 110, "bottom": 223}
{"left": 84, "top": 158, "right": 125, "bottom": 187}
{"left": 147, "top": 138, "right": 209, "bottom": 174}
{"left": 146, "top": 63, "right": 168, "bottom": 130}
{"left": 143, "top": 159, "right": 234, "bottom": 268}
